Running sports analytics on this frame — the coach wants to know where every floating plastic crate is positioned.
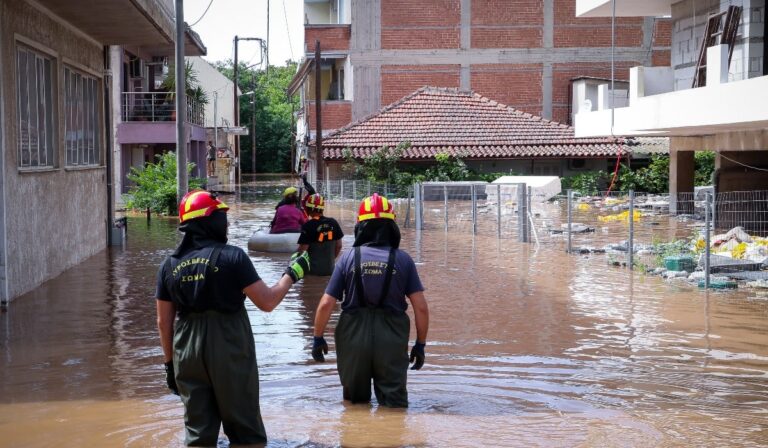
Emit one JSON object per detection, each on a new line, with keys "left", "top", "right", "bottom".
{"left": 664, "top": 256, "right": 695, "bottom": 272}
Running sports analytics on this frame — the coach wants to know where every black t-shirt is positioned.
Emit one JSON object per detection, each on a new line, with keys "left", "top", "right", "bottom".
{"left": 156, "top": 245, "right": 260, "bottom": 315}
{"left": 297, "top": 216, "right": 344, "bottom": 276}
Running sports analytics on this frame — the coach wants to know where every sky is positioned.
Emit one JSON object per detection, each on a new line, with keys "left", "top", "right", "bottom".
{"left": 184, "top": 0, "right": 304, "bottom": 67}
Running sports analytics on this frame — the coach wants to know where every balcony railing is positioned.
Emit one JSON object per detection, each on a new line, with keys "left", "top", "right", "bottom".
{"left": 121, "top": 92, "right": 204, "bottom": 126}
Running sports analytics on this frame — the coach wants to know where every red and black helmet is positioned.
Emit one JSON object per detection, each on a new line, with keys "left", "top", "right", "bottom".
{"left": 178, "top": 190, "right": 229, "bottom": 223}
{"left": 305, "top": 193, "right": 325, "bottom": 211}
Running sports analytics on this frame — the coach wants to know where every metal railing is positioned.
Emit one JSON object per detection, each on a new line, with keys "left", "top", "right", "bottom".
{"left": 121, "top": 92, "right": 205, "bottom": 126}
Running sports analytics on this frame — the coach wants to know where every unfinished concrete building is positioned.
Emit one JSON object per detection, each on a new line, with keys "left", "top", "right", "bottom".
{"left": 290, "top": 0, "right": 671, "bottom": 178}
{"left": 574, "top": 0, "right": 768, "bottom": 216}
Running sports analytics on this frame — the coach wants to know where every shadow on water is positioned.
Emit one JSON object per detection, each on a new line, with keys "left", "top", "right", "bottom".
{"left": 0, "top": 180, "right": 767, "bottom": 446}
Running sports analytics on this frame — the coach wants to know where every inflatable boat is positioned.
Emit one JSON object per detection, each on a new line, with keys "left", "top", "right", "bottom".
{"left": 247, "top": 229, "right": 300, "bottom": 253}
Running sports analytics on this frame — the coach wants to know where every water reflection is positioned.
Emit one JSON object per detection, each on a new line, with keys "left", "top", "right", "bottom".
{"left": 0, "top": 181, "right": 766, "bottom": 446}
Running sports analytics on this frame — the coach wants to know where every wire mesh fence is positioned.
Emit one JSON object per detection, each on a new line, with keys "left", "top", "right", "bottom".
{"left": 406, "top": 181, "right": 768, "bottom": 289}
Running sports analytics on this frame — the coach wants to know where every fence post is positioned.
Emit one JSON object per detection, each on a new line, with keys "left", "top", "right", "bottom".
{"left": 420, "top": 183, "right": 425, "bottom": 230}
{"left": 628, "top": 190, "right": 635, "bottom": 270}
{"left": 367, "top": 180, "right": 371, "bottom": 197}
{"left": 340, "top": 180, "right": 345, "bottom": 201}
{"left": 705, "top": 191, "right": 711, "bottom": 289}
{"left": 352, "top": 180, "right": 357, "bottom": 203}
{"left": 443, "top": 184, "right": 449, "bottom": 232}
{"left": 325, "top": 178, "right": 330, "bottom": 199}
{"left": 384, "top": 183, "right": 389, "bottom": 198}
{"left": 471, "top": 184, "right": 478, "bottom": 235}
{"left": 414, "top": 183, "right": 423, "bottom": 231}
{"left": 497, "top": 183, "right": 502, "bottom": 237}
{"left": 404, "top": 186, "right": 412, "bottom": 228}
{"left": 527, "top": 186, "right": 533, "bottom": 243}
{"left": 518, "top": 183, "right": 528, "bottom": 243}
{"left": 567, "top": 189, "right": 573, "bottom": 253}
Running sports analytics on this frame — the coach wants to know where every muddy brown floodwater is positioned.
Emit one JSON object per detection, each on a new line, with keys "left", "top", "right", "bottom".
{"left": 1, "top": 183, "right": 767, "bottom": 447}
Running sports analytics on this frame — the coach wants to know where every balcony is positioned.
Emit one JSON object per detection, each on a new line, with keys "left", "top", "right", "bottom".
{"left": 576, "top": 0, "right": 671, "bottom": 17}
{"left": 118, "top": 92, "right": 207, "bottom": 145}
{"left": 121, "top": 92, "right": 205, "bottom": 126}
{"left": 574, "top": 46, "right": 768, "bottom": 138}
{"left": 304, "top": 25, "right": 351, "bottom": 53}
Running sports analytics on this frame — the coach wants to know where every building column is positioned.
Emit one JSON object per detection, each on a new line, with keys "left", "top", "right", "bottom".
{"left": 669, "top": 144, "right": 695, "bottom": 214}
{"left": 110, "top": 46, "right": 124, "bottom": 208}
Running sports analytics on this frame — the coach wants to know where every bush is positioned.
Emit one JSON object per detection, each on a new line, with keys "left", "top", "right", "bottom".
{"left": 124, "top": 152, "right": 204, "bottom": 215}
{"left": 695, "top": 151, "right": 715, "bottom": 186}
{"left": 561, "top": 171, "right": 610, "bottom": 195}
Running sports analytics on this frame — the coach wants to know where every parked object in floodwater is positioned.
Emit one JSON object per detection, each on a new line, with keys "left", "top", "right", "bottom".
{"left": 248, "top": 229, "right": 301, "bottom": 253}
{"left": 155, "top": 190, "right": 310, "bottom": 446}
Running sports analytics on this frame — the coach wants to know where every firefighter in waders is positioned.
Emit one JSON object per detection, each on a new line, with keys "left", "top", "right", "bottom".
{"left": 297, "top": 194, "right": 344, "bottom": 276}
{"left": 311, "top": 193, "right": 430, "bottom": 407}
{"left": 156, "top": 190, "right": 310, "bottom": 446}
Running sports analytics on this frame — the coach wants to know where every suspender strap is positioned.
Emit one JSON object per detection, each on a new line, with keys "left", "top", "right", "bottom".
{"left": 204, "top": 244, "right": 225, "bottom": 299}
{"left": 378, "top": 248, "right": 397, "bottom": 305}
{"left": 353, "top": 246, "right": 397, "bottom": 308}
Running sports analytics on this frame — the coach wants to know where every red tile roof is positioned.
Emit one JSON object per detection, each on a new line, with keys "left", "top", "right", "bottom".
{"left": 319, "top": 87, "right": 628, "bottom": 161}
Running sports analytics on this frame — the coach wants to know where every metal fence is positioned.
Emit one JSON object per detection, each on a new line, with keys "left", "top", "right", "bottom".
{"left": 405, "top": 181, "right": 768, "bottom": 289}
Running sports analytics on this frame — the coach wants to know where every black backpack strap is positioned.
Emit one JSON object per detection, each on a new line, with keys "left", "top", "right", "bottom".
{"left": 354, "top": 246, "right": 367, "bottom": 307}
{"left": 378, "top": 248, "right": 397, "bottom": 305}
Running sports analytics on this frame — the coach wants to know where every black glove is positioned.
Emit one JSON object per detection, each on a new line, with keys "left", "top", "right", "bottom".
{"left": 164, "top": 361, "right": 179, "bottom": 395}
{"left": 409, "top": 342, "right": 426, "bottom": 370}
{"left": 312, "top": 336, "right": 329, "bottom": 362}
{"left": 285, "top": 251, "right": 310, "bottom": 283}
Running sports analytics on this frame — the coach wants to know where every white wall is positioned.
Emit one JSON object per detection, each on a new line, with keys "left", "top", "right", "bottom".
{"left": 188, "top": 57, "right": 237, "bottom": 128}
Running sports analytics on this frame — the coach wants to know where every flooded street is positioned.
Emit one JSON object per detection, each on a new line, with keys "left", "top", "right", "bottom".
{"left": 1, "top": 184, "right": 767, "bottom": 447}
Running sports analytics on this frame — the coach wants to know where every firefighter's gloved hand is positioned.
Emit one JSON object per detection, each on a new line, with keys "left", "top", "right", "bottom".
{"left": 164, "top": 361, "right": 179, "bottom": 395}
{"left": 285, "top": 251, "right": 310, "bottom": 283}
{"left": 312, "top": 336, "right": 328, "bottom": 362}
{"left": 409, "top": 342, "right": 426, "bottom": 370}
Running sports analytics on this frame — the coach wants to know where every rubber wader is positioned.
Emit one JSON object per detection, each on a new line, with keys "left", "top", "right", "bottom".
{"left": 174, "top": 308, "right": 267, "bottom": 446}
{"left": 334, "top": 247, "right": 411, "bottom": 408}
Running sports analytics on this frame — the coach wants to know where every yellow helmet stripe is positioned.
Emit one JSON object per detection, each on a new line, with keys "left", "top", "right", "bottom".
{"left": 181, "top": 208, "right": 209, "bottom": 222}
{"left": 381, "top": 197, "right": 389, "bottom": 211}
{"left": 184, "top": 191, "right": 208, "bottom": 213}
{"left": 364, "top": 197, "right": 372, "bottom": 212}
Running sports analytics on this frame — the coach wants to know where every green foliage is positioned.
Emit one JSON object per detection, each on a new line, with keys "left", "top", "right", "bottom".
{"left": 124, "top": 152, "right": 204, "bottom": 215}
{"left": 561, "top": 171, "right": 610, "bottom": 195}
{"left": 342, "top": 142, "right": 410, "bottom": 182}
{"left": 695, "top": 151, "right": 715, "bottom": 186}
{"left": 162, "top": 60, "right": 206, "bottom": 103}
{"left": 616, "top": 155, "right": 669, "bottom": 193}
{"left": 213, "top": 61, "right": 299, "bottom": 173}
{"left": 423, "top": 153, "right": 471, "bottom": 181}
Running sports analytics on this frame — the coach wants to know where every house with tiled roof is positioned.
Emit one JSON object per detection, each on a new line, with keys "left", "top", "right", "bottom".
{"left": 312, "top": 87, "right": 630, "bottom": 179}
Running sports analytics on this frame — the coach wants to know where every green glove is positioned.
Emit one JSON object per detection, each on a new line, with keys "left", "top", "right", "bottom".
{"left": 285, "top": 251, "right": 310, "bottom": 283}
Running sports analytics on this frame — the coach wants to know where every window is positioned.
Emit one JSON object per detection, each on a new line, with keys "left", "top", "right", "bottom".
{"left": 64, "top": 67, "right": 100, "bottom": 166}
{"left": 16, "top": 45, "right": 55, "bottom": 168}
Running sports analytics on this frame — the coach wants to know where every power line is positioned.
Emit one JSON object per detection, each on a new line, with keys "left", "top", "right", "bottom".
{"left": 717, "top": 152, "right": 768, "bottom": 172}
{"left": 189, "top": 0, "right": 214, "bottom": 27}
{"left": 282, "top": 0, "right": 294, "bottom": 61}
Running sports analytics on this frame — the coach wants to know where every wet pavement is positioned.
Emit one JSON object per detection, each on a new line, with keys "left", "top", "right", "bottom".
{"left": 1, "top": 183, "right": 767, "bottom": 447}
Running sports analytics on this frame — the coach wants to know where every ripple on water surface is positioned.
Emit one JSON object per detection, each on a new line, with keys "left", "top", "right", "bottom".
{"left": 0, "top": 181, "right": 767, "bottom": 447}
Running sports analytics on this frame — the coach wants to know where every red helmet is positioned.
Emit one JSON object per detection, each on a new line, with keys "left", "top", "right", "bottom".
{"left": 357, "top": 193, "right": 395, "bottom": 222}
{"left": 305, "top": 193, "right": 325, "bottom": 211}
{"left": 179, "top": 190, "right": 229, "bottom": 223}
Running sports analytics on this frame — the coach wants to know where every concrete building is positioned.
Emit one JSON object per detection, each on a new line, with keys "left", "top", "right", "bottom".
{"left": 573, "top": 0, "right": 768, "bottom": 211}
{"left": 188, "top": 56, "right": 239, "bottom": 188}
{"left": 289, "top": 0, "right": 672, "bottom": 179}
{"left": 0, "top": 0, "right": 190, "bottom": 305}
{"left": 111, "top": 34, "right": 208, "bottom": 205}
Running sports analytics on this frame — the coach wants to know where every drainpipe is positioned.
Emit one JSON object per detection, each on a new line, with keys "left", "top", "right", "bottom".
{"left": 104, "top": 46, "right": 115, "bottom": 246}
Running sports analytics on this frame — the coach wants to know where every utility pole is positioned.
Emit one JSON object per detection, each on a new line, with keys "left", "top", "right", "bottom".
{"left": 251, "top": 72, "right": 257, "bottom": 174}
{"left": 314, "top": 40, "right": 323, "bottom": 182}
{"left": 266, "top": 0, "right": 270, "bottom": 75}
{"left": 175, "top": 0, "right": 188, "bottom": 202}
{"left": 233, "top": 35, "right": 240, "bottom": 185}
{"left": 213, "top": 91, "right": 218, "bottom": 178}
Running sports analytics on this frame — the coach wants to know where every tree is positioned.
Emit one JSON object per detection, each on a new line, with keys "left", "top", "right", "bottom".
{"left": 161, "top": 60, "right": 207, "bottom": 104}
{"left": 213, "top": 61, "right": 299, "bottom": 173}
{"left": 124, "top": 152, "right": 204, "bottom": 215}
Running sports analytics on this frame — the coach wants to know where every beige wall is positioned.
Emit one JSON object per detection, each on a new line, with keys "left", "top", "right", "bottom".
{"left": 1, "top": 0, "right": 107, "bottom": 301}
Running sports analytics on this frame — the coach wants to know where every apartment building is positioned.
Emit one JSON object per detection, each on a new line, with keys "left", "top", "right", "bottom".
{"left": 290, "top": 0, "right": 671, "bottom": 178}
{"left": 573, "top": 0, "right": 767, "bottom": 211}
{"left": 0, "top": 0, "right": 198, "bottom": 305}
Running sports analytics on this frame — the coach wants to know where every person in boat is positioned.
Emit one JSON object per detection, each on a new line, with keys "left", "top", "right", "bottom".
{"left": 297, "top": 193, "right": 344, "bottom": 276}
{"left": 269, "top": 187, "right": 306, "bottom": 234}
{"left": 156, "top": 189, "right": 310, "bottom": 446}
{"left": 310, "top": 193, "right": 429, "bottom": 407}
{"left": 269, "top": 174, "right": 317, "bottom": 234}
